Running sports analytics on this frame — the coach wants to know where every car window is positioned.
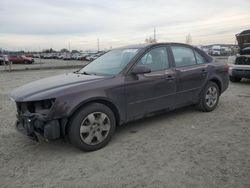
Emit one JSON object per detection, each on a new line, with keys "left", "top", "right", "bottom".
{"left": 171, "top": 46, "right": 196, "bottom": 67}
{"left": 79, "top": 49, "right": 138, "bottom": 75}
{"left": 137, "top": 47, "right": 169, "bottom": 71}
{"left": 195, "top": 51, "right": 205, "bottom": 64}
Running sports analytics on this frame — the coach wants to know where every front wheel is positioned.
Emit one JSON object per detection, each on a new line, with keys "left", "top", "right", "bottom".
{"left": 68, "top": 103, "right": 116, "bottom": 151}
{"left": 197, "top": 81, "right": 220, "bottom": 112}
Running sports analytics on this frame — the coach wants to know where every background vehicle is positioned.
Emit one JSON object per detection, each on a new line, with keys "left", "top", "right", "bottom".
{"left": 228, "top": 30, "right": 250, "bottom": 82}
{"left": 8, "top": 55, "right": 34, "bottom": 64}
{"left": 0, "top": 55, "right": 9, "bottom": 65}
{"left": 9, "top": 43, "right": 229, "bottom": 151}
{"left": 211, "top": 45, "right": 221, "bottom": 56}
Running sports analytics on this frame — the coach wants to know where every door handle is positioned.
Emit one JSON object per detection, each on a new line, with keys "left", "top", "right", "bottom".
{"left": 165, "top": 75, "right": 175, "bottom": 80}
{"left": 202, "top": 69, "right": 207, "bottom": 73}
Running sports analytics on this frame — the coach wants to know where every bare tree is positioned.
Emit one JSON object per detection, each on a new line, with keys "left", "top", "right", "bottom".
{"left": 186, "top": 33, "right": 192, "bottom": 44}
{"left": 145, "top": 37, "right": 157, "bottom": 43}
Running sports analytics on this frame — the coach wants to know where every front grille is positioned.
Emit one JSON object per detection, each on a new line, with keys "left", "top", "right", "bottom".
{"left": 235, "top": 69, "right": 250, "bottom": 72}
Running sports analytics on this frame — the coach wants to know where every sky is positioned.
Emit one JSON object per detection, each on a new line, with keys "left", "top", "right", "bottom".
{"left": 0, "top": 0, "right": 250, "bottom": 51}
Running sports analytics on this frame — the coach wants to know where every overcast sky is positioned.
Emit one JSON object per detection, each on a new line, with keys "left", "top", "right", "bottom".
{"left": 1, "top": 0, "right": 250, "bottom": 51}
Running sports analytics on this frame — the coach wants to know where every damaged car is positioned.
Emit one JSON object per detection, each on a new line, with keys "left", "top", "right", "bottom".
{"left": 228, "top": 30, "right": 250, "bottom": 82}
{"left": 9, "top": 43, "right": 229, "bottom": 151}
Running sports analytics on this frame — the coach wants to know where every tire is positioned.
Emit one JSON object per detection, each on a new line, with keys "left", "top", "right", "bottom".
{"left": 197, "top": 81, "right": 220, "bottom": 112}
{"left": 229, "top": 76, "right": 241, "bottom": 82}
{"left": 68, "top": 103, "right": 116, "bottom": 151}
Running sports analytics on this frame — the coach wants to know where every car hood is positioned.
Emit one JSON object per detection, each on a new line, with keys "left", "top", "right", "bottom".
{"left": 9, "top": 72, "right": 110, "bottom": 102}
{"left": 236, "top": 30, "right": 250, "bottom": 54}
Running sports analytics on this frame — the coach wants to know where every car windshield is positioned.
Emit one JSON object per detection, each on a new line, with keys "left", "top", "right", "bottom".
{"left": 78, "top": 49, "right": 138, "bottom": 75}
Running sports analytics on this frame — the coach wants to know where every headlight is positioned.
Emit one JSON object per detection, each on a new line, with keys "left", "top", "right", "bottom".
{"left": 227, "top": 55, "right": 236, "bottom": 64}
{"left": 34, "top": 99, "right": 55, "bottom": 112}
{"left": 14, "top": 99, "right": 55, "bottom": 116}
{"left": 41, "top": 99, "right": 54, "bottom": 109}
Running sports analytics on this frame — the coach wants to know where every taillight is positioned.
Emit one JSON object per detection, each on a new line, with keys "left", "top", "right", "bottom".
{"left": 224, "top": 64, "right": 229, "bottom": 72}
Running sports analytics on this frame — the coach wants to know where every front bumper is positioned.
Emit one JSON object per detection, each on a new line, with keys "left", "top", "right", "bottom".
{"left": 16, "top": 112, "right": 61, "bottom": 141}
{"left": 229, "top": 65, "right": 250, "bottom": 78}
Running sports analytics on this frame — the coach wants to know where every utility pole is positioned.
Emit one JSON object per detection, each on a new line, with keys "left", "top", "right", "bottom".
{"left": 68, "top": 41, "right": 71, "bottom": 51}
{"left": 97, "top": 38, "right": 100, "bottom": 52}
{"left": 154, "top": 28, "right": 156, "bottom": 42}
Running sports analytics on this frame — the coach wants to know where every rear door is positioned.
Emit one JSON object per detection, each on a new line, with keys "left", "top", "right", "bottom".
{"left": 169, "top": 45, "right": 208, "bottom": 107}
{"left": 125, "top": 46, "right": 176, "bottom": 120}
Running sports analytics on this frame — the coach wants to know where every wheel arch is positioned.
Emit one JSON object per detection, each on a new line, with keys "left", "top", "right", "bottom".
{"left": 208, "top": 77, "right": 222, "bottom": 94}
{"left": 64, "top": 97, "right": 121, "bottom": 136}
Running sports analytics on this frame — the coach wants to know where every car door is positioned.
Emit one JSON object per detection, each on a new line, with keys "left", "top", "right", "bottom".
{"left": 170, "top": 45, "right": 208, "bottom": 107}
{"left": 125, "top": 46, "right": 176, "bottom": 121}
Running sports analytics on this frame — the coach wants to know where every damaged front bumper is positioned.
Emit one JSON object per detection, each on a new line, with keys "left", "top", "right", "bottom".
{"left": 16, "top": 112, "right": 61, "bottom": 141}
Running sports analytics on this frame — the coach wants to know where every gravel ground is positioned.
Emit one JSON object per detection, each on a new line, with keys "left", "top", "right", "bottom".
{"left": 0, "top": 69, "right": 250, "bottom": 188}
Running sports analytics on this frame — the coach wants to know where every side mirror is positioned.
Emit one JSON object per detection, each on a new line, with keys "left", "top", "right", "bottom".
{"left": 131, "top": 65, "right": 151, "bottom": 75}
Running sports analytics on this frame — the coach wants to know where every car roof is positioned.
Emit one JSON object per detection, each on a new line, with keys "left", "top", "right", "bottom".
{"left": 117, "top": 42, "right": 195, "bottom": 50}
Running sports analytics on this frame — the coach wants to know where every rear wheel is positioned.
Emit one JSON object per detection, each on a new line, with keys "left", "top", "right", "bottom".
{"left": 68, "top": 103, "right": 116, "bottom": 151}
{"left": 229, "top": 76, "right": 241, "bottom": 82}
{"left": 197, "top": 81, "right": 220, "bottom": 112}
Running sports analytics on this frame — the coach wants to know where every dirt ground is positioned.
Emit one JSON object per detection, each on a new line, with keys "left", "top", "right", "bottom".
{"left": 0, "top": 69, "right": 249, "bottom": 188}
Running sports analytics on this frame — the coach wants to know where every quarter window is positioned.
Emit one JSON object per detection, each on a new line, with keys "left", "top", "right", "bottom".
{"left": 195, "top": 51, "right": 205, "bottom": 64}
{"left": 171, "top": 46, "right": 196, "bottom": 67}
{"left": 137, "top": 47, "right": 169, "bottom": 71}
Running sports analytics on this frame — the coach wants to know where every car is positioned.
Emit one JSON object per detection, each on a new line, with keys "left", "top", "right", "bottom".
{"left": 33, "top": 54, "right": 40, "bottom": 58}
{"left": 76, "top": 54, "right": 87, "bottom": 61}
{"left": 9, "top": 55, "right": 34, "bottom": 64}
{"left": 9, "top": 43, "right": 229, "bottom": 151}
{"left": 0, "top": 55, "right": 9, "bottom": 65}
{"left": 211, "top": 46, "right": 221, "bottom": 56}
{"left": 228, "top": 30, "right": 250, "bottom": 82}
{"left": 62, "top": 53, "right": 72, "bottom": 60}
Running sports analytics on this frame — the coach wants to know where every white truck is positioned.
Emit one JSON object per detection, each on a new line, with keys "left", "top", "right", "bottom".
{"left": 211, "top": 45, "right": 221, "bottom": 56}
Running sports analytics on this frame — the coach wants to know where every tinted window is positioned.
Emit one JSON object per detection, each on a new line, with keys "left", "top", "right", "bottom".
{"left": 195, "top": 51, "right": 205, "bottom": 64}
{"left": 171, "top": 46, "right": 196, "bottom": 67}
{"left": 137, "top": 47, "right": 169, "bottom": 71}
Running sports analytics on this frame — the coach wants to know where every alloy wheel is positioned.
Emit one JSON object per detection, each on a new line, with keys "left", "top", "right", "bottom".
{"left": 79, "top": 112, "right": 111, "bottom": 145}
{"left": 205, "top": 86, "right": 218, "bottom": 108}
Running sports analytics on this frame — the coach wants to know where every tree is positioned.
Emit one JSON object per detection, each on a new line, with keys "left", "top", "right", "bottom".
{"left": 43, "top": 48, "right": 56, "bottom": 53}
{"left": 60, "top": 48, "right": 69, "bottom": 53}
{"left": 71, "top": 50, "right": 79, "bottom": 53}
{"left": 186, "top": 34, "right": 192, "bottom": 44}
{"left": 145, "top": 37, "right": 157, "bottom": 43}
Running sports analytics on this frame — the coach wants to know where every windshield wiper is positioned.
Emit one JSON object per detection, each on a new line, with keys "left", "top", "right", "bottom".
{"left": 74, "top": 71, "right": 92, "bottom": 75}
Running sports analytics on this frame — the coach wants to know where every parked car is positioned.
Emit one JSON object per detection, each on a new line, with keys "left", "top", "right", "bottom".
{"left": 0, "top": 55, "right": 9, "bottom": 65}
{"left": 9, "top": 43, "right": 229, "bottom": 151}
{"left": 33, "top": 54, "right": 40, "bottom": 58}
{"left": 9, "top": 55, "right": 34, "bottom": 64}
{"left": 211, "top": 46, "right": 221, "bottom": 56}
{"left": 62, "top": 53, "right": 72, "bottom": 60}
{"left": 228, "top": 30, "right": 250, "bottom": 82}
{"left": 85, "top": 54, "right": 100, "bottom": 61}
